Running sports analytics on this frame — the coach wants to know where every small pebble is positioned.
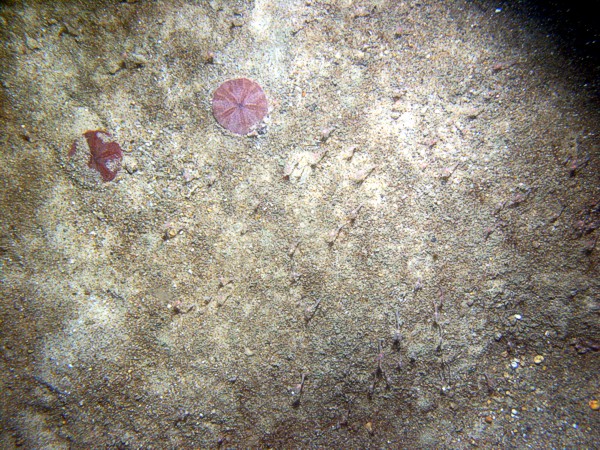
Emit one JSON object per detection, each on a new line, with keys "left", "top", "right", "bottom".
{"left": 204, "top": 51, "right": 215, "bottom": 64}
{"left": 125, "top": 53, "right": 148, "bottom": 69}
{"left": 25, "top": 34, "right": 42, "bottom": 50}
{"left": 393, "top": 26, "right": 406, "bottom": 37}
{"left": 123, "top": 156, "right": 139, "bottom": 174}
{"left": 320, "top": 127, "right": 334, "bottom": 142}
{"left": 533, "top": 355, "right": 544, "bottom": 365}
{"left": 163, "top": 228, "right": 177, "bottom": 240}
{"left": 353, "top": 6, "right": 370, "bottom": 18}
{"left": 231, "top": 17, "right": 244, "bottom": 27}
{"left": 342, "top": 145, "right": 358, "bottom": 160}
{"left": 589, "top": 400, "right": 599, "bottom": 411}
{"left": 391, "top": 100, "right": 404, "bottom": 112}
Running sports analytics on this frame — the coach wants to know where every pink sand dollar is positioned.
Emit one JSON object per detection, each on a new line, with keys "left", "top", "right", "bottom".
{"left": 212, "top": 78, "right": 268, "bottom": 135}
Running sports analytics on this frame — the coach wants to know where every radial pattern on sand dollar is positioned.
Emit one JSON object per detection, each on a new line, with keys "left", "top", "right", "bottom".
{"left": 212, "top": 78, "right": 268, "bottom": 135}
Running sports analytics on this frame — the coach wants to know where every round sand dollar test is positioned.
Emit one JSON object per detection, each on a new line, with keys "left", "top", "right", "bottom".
{"left": 212, "top": 78, "right": 268, "bottom": 135}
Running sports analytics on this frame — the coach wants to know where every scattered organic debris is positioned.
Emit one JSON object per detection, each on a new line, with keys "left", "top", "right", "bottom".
{"left": 342, "top": 145, "right": 358, "bottom": 160}
{"left": 392, "top": 310, "right": 403, "bottom": 347}
{"left": 327, "top": 205, "right": 364, "bottom": 246}
{"left": 303, "top": 298, "right": 322, "bottom": 323}
{"left": 572, "top": 338, "right": 600, "bottom": 354}
{"left": 290, "top": 373, "right": 306, "bottom": 407}
{"left": 350, "top": 165, "right": 377, "bottom": 183}
{"left": 369, "top": 340, "right": 391, "bottom": 397}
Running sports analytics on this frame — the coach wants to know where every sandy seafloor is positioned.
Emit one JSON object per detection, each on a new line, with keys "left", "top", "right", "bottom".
{"left": 0, "top": 0, "right": 599, "bottom": 448}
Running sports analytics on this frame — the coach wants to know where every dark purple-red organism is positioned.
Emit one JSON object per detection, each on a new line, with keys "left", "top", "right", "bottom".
{"left": 84, "top": 130, "right": 123, "bottom": 182}
{"left": 212, "top": 78, "right": 268, "bottom": 135}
